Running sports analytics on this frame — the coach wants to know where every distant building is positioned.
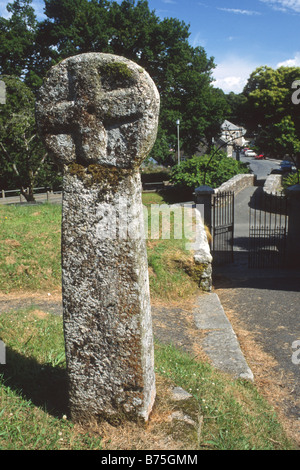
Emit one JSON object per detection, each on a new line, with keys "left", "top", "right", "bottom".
{"left": 217, "top": 120, "right": 248, "bottom": 157}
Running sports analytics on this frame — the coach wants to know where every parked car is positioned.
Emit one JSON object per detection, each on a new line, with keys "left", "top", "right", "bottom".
{"left": 280, "top": 160, "right": 293, "bottom": 170}
{"left": 255, "top": 154, "right": 265, "bottom": 160}
{"left": 245, "top": 150, "right": 257, "bottom": 157}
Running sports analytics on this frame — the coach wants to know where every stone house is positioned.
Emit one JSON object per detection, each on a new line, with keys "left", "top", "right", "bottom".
{"left": 216, "top": 120, "right": 248, "bottom": 157}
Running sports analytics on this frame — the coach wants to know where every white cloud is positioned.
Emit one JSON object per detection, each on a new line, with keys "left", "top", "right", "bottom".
{"left": 260, "top": 0, "right": 300, "bottom": 13}
{"left": 0, "top": 1, "right": 10, "bottom": 19}
{"left": 277, "top": 52, "right": 300, "bottom": 66}
{"left": 0, "top": 0, "right": 45, "bottom": 20}
{"left": 213, "top": 56, "right": 259, "bottom": 93}
{"left": 31, "top": 1, "right": 45, "bottom": 20}
{"left": 218, "top": 8, "right": 261, "bottom": 15}
{"left": 213, "top": 52, "right": 300, "bottom": 94}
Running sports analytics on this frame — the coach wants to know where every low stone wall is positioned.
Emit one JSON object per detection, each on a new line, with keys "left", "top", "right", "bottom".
{"left": 215, "top": 174, "right": 255, "bottom": 194}
{"left": 260, "top": 174, "right": 286, "bottom": 214}
{"left": 192, "top": 207, "right": 213, "bottom": 292}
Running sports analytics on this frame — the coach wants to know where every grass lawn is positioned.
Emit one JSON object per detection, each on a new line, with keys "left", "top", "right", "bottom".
{"left": 0, "top": 306, "right": 295, "bottom": 450}
{"left": 0, "top": 198, "right": 297, "bottom": 450}
{"left": 0, "top": 195, "right": 199, "bottom": 300}
{"left": 0, "top": 203, "right": 62, "bottom": 292}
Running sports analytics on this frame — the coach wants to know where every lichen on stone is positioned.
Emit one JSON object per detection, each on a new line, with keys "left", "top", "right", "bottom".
{"left": 67, "top": 162, "right": 134, "bottom": 190}
{"left": 100, "top": 62, "right": 135, "bottom": 89}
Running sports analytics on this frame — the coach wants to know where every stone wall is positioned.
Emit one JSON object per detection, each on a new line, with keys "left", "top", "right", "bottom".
{"left": 215, "top": 174, "right": 255, "bottom": 195}
{"left": 193, "top": 207, "right": 213, "bottom": 292}
{"left": 263, "top": 174, "right": 283, "bottom": 195}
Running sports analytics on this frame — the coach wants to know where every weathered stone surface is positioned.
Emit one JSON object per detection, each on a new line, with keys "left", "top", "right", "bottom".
{"left": 36, "top": 53, "right": 160, "bottom": 423}
{"left": 36, "top": 53, "right": 159, "bottom": 169}
{"left": 194, "top": 293, "right": 254, "bottom": 381}
{"left": 171, "top": 387, "right": 193, "bottom": 401}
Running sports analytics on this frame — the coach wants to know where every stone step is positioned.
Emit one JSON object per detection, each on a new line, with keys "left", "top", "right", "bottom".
{"left": 194, "top": 293, "right": 254, "bottom": 381}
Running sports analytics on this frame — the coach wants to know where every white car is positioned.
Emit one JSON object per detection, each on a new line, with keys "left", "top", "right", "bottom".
{"left": 245, "top": 150, "right": 257, "bottom": 157}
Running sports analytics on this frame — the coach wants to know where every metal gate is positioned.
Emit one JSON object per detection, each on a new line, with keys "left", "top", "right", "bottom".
{"left": 249, "top": 190, "right": 289, "bottom": 269}
{"left": 211, "top": 191, "right": 234, "bottom": 266}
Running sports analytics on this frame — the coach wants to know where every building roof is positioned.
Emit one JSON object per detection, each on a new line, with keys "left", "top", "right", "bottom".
{"left": 221, "top": 120, "right": 246, "bottom": 132}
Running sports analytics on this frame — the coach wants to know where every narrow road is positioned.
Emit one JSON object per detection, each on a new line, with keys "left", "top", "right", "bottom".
{"left": 213, "top": 169, "right": 300, "bottom": 444}
{"left": 233, "top": 185, "right": 256, "bottom": 252}
{"left": 240, "top": 155, "right": 281, "bottom": 182}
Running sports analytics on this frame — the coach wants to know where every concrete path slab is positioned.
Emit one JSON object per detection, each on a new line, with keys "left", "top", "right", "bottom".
{"left": 194, "top": 293, "right": 254, "bottom": 381}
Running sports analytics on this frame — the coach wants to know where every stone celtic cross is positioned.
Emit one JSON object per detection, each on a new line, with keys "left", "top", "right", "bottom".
{"left": 36, "top": 53, "right": 160, "bottom": 423}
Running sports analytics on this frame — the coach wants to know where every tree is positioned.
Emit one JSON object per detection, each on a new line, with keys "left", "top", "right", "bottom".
{"left": 169, "top": 151, "right": 250, "bottom": 190}
{"left": 0, "top": 0, "right": 229, "bottom": 173}
{"left": 36, "top": 0, "right": 228, "bottom": 163}
{"left": 0, "top": 75, "right": 60, "bottom": 199}
{"left": 0, "top": 0, "right": 42, "bottom": 88}
{"left": 225, "top": 91, "right": 248, "bottom": 128}
{"left": 37, "top": 0, "right": 112, "bottom": 58}
{"left": 241, "top": 66, "right": 300, "bottom": 162}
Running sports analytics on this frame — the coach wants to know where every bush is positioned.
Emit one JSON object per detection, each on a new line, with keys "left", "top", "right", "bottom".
{"left": 140, "top": 168, "right": 171, "bottom": 183}
{"left": 282, "top": 170, "right": 300, "bottom": 189}
{"left": 170, "top": 153, "right": 250, "bottom": 190}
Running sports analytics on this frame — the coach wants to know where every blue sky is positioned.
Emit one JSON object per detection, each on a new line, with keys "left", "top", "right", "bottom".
{"left": 1, "top": 0, "right": 300, "bottom": 93}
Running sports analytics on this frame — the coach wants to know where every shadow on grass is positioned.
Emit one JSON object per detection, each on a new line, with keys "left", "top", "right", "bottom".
{"left": 0, "top": 346, "right": 69, "bottom": 419}
{"left": 157, "top": 188, "right": 195, "bottom": 204}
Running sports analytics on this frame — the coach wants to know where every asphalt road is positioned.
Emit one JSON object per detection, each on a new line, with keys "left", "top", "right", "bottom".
{"left": 214, "top": 252, "right": 300, "bottom": 428}
{"left": 213, "top": 160, "right": 300, "bottom": 433}
{"left": 239, "top": 154, "right": 281, "bottom": 181}
{"left": 233, "top": 185, "right": 256, "bottom": 252}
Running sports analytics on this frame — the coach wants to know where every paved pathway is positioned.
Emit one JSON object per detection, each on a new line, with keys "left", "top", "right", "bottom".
{"left": 213, "top": 185, "right": 300, "bottom": 439}
{"left": 233, "top": 185, "right": 257, "bottom": 252}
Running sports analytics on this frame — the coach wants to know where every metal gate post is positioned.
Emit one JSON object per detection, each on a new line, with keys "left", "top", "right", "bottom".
{"left": 249, "top": 190, "right": 289, "bottom": 269}
{"left": 286, "top": 184, "right": 300, "bottom": 267}
{"left": 195, "top": 185, "right": 215, "bottom": 237}
{"left": 211, "top": 191, "right": 234, "bottom": 265}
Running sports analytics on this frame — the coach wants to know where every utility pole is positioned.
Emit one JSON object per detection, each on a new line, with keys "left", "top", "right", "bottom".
{"left": 176, "top": 119, "right": 180, "bottom": 165}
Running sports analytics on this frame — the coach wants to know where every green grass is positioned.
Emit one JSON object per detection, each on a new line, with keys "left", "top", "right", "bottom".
{"left": 155, "top": 343, "right": 295, "bottom": 450}
{"left": 0, "top": 203, "right": 62, "bottom": 292}
{"left": 0, "top": 196, "right": 200, "bottom": 300}
{"left": 0, "top": 308, "right": 296, "bottom": 450}
{"left": 143, "top": 192, "right": 200, "bottom": 300}
{"left": 0, "top": 307, "right": 103, "bottom": 450}
{"left": 0, "top": 199, "right": 297, "bottom": 450}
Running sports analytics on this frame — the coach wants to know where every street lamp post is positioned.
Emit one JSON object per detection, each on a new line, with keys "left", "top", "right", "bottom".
{"left": 176, "top": 119, "right": 180, "bottom": 165}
